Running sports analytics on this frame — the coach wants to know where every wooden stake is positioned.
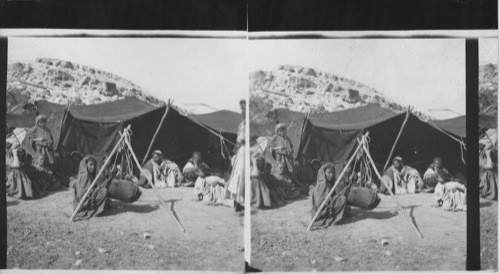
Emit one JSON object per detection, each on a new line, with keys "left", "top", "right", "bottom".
{"left": 382, "top": 108, "right": 410, "bottom": 173}
{"left": 69, "top": 125, "right": 130, "bottom": 222}
{"left": 142, "top": 104, "right": 170, "bottom": 166}
{"left": 362, "top": 137, "right": 424, "bottom": 238}
{"left": 307, "top": 132, "right": 368, "bottom": 231}
{"left": 120, "top": 130, "right": 186, "bottom": 233}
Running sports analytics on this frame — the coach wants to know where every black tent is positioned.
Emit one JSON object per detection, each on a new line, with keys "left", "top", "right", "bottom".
{"left": 8, "top": 98, "right": 238, "bottom": 171}
{"left": 253, "top": 104, "right": 466, "bottom": 176}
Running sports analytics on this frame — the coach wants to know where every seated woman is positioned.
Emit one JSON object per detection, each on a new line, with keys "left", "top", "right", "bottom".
{"left": 272, "top": 162, "right": 301, "bottom": 200}
{"left": 194, "top": 164, "right": 226, "bottom": 206}
{"left": 7, "top": 145, "right": 46, "bottom": 199}
{"left": 33, "top": 153, "right": 62, "bottom": 191}
{"left": 380, "top": 156, "right": 424, "bottom": 195}
{"left": 140, "top": 150, "right": 183, "bottom": 189}
{"left": 182, "top": 151, "right": 207, "bottom": 187}
{"left": 423, "top": 157, "right": 452, "bottom": 192}
{"left": 310, "top": 162, "right": 380, "bottom": 229}
{"left": 310, "top": 162, "right": 350, "bottom": 228}
{"left": 72, "top": 155, "right": 112, "bottom": 220}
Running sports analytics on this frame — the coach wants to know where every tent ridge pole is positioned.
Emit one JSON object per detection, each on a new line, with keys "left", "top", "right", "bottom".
{"left": 142, "top": 104, "right": 170, "bottom": 166}
{"left": 382, "top": 108, "right": 410, "bottom": 173}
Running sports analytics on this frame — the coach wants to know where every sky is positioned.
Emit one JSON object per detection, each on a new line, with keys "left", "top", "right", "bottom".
{"left": 8, "top": 38, "right": 248, "bottom": 112}
{"left": 8, "top": 37, "right": 498, "bottom": 117}
{"left": 249, "top": 39, "right": 497, "bottom": 118}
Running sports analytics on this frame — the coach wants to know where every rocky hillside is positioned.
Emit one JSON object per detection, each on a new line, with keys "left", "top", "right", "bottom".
{"left": 479, "top": 63, "right": 498, "bottom": 117}
{"left": 250, "top": 65, "right": 429, "bottom": 123}
{"left": 7, "top": 58, "right": 164, "bottom": 114}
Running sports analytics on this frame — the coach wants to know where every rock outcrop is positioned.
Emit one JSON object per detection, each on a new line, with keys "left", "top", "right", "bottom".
{"left": 7, "top": 58, "right": 165, "bottom": 114}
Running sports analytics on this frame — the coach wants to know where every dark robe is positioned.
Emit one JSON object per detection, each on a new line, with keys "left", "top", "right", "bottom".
{"left": 6, "top": 148, "right": 46, "bottom": 199}
{"left": 33, "top": 165, "right": 62, "bottom": 191}
{"left": 480, "top": 149, "right": 498, "bottom": 200}
{"left": 293, "top": 164, "right": 316, "bottom": 188}
{"left": 251, "top": 176, "right": 273, "bottom": 209}
{"left": 27, "top": 125, "right": 54, "bottom": 165}
{"left": 273, "top": 173, "right": 301, "bottom": 200}
{"left": 269, "top": 134, "right": 294, "bottom": 174}
{"left": 310, "top": 163, "right": 350, "bottom": 228}
{"left": 72, "top": 156, "right": 110, "bottom": 220}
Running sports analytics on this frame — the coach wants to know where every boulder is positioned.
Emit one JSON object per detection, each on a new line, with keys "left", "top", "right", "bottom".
{"left": 305, "top": 68, "right": 317, "bottom": 77}
{"left": 63, "top": 62, "right": 74, "bottom": 70}
{"left": 81, "top": 76, "right": 91, "bottom": 86}
{"left": 344, "top": 88, "right": 361, "bottom": 103}
{"left": 102, "top": 81, "right": 118, "bottom": 96}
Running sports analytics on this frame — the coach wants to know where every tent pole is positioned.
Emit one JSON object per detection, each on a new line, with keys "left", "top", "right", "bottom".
{"left": 120, "top": 130, "right": 186, "bottom": 233}
{"left": 69, "top": 125, "right": 130, "bottom": 222}
{"left": 307, "top": 132, "right": 368, "bottom": 231}
{"left": 361, "top": 137, "right": 424, "bottom": 238}
{"left": 382, "top": 108, "right": 410, "bottom": 173}
{"left": 142, "top": 103, "right": 170, "bottom": 166}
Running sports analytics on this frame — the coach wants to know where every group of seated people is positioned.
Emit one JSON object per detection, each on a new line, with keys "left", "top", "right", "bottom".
{"left": 138, "top": 149, "right": 233, "bottom": 206}
{"left": 250, "top": 122, "right": 466, "bottom": 218}
{"left": 6, "top": 115, "right": 237, "bottom": 221}
{"left": 6, "top": 115, "right": 81, "bottom": 200}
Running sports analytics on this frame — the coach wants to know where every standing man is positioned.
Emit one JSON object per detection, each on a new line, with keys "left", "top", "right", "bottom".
{"left": 227, "top": 99, "right": 246, "bottom": 213}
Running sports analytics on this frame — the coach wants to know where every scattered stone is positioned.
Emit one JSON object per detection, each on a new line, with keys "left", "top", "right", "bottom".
{"left": 147, "top": 244, "right": 155, "bottom": 250}
{"left": 334, "top": 256, "right": 347, "bottom": 262}
{"left": 143, "top": 232, "right": 151, "bottom": 239}
{"left": 384, "top": 251, "right": 392, "bottom": 256}
{"left": 75, "top": 259, "right": 83, "bottom": 266}
{"left": 24, "top": 229, "right": 31, "bottom": 237}
{"left": 311, "top": 260, "right": 317, "bottom": 265}
{"left": 382, "top": 239, "right": 389, "bottom": 246}
{"left": 75, "top": 251, "right": 81, "bottom": 256}
{"left": 97, "top": 248, "right": 110, "bottom": 254}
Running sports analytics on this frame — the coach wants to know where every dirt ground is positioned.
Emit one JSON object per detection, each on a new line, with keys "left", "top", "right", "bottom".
{"left": 480, "top": 198, "right": 498, "bottom": 271}
{"left": 6, "top": 187, "right": 244, "bottom": 271}
{"left": 251, "top": 193, "right": 467, "bottom": 271}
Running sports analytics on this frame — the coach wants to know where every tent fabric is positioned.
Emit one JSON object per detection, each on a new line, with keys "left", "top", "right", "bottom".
{"left": 6, "top": 112, "right": 37, "bottom": 128}
{"left": 190, "top": 110, "right": 242, "bottom": 135}
{"left": 69, "top": 97, "right": 162, "bottom": 123}
{"left": 148, "top": 108, "right": 236, "bottom": 171}
{"left": 7, "top": 98, "right": 237, "bottom": 173}
{"left": 430, "top": 116, "right": 466, "bottom": 138}
{"left": 430, "top": 114, "right": 497, "bottom": 139}
{"left": 251, "top": 105, "right": 467, "bottom": 177}
{"left": 308, "top": 104, "right": 399, "bottom": 130}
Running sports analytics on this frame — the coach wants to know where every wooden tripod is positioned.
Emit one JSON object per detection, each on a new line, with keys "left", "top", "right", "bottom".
{"left": 307, "top": 132, "right": 423, "bottom": 238}
{"left": 69, "top": 125, "right": 186, "bottom": 233}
